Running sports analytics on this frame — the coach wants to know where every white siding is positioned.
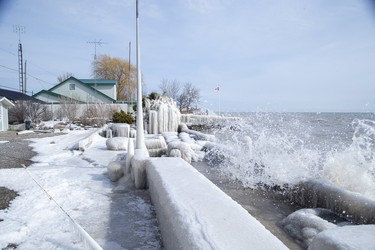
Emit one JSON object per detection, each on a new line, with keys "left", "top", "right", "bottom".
{"left": 53, "top": 79, "right": 113, "bottom": 104}
{"left": 0, "top": 104, "right": 3, "bottom": 131}
{"left": 0, "top": 104, "right": 9, "bottom": 131}
{"left": 93, "top": 85, "right": 117, "bottom": 100}
{"left": 34, "top": 93, "right": 61, "bottom": 103}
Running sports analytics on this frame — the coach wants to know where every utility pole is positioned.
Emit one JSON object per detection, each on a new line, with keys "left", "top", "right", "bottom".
{"left": 24, "top": 60, "right": 27, "bottom": 94}
{"left": 13, "top": 25, "right": 25, "bottom": 93}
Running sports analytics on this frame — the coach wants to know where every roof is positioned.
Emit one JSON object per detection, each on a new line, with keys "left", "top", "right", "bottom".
{"left": 0, "top": 96, "right": 15, "bottom": 107}
{"left": 43, "top": 76, "right": 116, "bottom": 102}
{"left": 79, "top": 79, "right": 117, "bottom": 86}
{"left": 0, "top": 88, "right": 38, "bottom": 102}
{"left": 33, "top": 89, "right": 63, "bottom": 99}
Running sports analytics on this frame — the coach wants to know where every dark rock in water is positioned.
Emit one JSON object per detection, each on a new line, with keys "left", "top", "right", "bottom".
{"left": 0, "top": 187, "right": 18, "bottom": 210}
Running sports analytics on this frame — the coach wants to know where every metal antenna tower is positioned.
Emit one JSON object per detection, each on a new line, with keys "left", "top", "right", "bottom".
{"left": 87, "top": 39, "right": 106, "bottom": 60}
{"left": 13, "top": 25, "right": 25, "bottom": 93}
{"left": 87, "top": 39, "right": 106, "bottom": 103}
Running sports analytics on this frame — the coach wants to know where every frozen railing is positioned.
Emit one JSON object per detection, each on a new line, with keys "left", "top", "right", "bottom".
{"left": 180, "top": 114, "right": 239, "bottom": 127}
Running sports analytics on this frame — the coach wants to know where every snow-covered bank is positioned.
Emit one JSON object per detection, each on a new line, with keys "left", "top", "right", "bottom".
{"left": 146, "top": 157, "right": 288, "bottom": 250}
{"left": 0, "top": 129, "right": 161, "bottom": 249}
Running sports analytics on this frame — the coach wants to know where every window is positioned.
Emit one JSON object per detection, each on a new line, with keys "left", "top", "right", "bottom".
{"left": 69, "top": 83, "right": 75, "bottom": 90}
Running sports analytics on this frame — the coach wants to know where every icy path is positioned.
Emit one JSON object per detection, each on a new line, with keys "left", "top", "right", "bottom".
{"left": 0, "top": 130, "right": 161, "bottom": 249}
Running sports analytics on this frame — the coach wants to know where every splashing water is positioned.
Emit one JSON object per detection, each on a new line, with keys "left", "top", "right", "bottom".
{"left": 324, "top": 119, "right": 375, "bottom": 199}
{"left": 211, "top": 113, "right": 375, "bottom": 199}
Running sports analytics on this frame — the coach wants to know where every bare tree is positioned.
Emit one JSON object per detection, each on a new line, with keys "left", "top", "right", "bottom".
{"left": 8, "top": 101, "right": 27, "bottom": 123}
{"left": 57, "top": 72, "right": 74, "bottom": 82}
{"left": 177, "top": 82, "right": 200, "bottom": 112}
{"left": 27, "top": 101, "right": 45, "bottom": 122}
{"left": 9, "top": 100, "right": 49, "bottom": 123}
{"left": 81, "top": 103, "right": 110, "bottom": 127}
{"left": 92, "top": 54, "right": 137, "bottom": 101}
{"left": 59, "top": 97, "right": 79, "bottom": 122}
{"left": 159, "top": 78, "right": 181, "bottom": 101}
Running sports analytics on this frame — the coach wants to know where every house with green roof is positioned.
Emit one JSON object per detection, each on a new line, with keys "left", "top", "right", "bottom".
{"left": 33, "top": 76, "right": 117, "bottom": 104}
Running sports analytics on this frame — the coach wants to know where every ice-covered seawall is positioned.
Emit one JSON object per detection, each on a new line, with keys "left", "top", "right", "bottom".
{"left": 289, "top": 180, "right": 375, "bottom": 224}
{"left": 146, "top": 157, "right": 288, "bottom": 250}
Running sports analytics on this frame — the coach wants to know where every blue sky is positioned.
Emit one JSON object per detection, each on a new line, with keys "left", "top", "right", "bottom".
{"left": 1, "top": 0, "right": 375, "bottom": 112}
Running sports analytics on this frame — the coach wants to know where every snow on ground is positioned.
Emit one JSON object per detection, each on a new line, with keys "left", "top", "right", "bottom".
{"left": 0, "top": 129, "right": 161, "bottom": 250}
{"left": 0, "top": 141, "right": 8, "bottom": 144}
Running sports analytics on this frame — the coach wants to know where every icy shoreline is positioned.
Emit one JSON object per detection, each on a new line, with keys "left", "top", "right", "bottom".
{"left": 0, "top": 129, "right": 161, "bottom": 249}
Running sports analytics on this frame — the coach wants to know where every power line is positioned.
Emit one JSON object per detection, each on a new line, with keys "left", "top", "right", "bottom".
{"left": 0, "top": 64, "right": 18, "bottom": 72}
{"left": 0, "top": 47, "right": 58, "bottom": 78}
{"left": 0, "top": 64, "right": 55, "bottom": 86}
{"left": 0, "top": 84, "right": 33, "bottom": 94}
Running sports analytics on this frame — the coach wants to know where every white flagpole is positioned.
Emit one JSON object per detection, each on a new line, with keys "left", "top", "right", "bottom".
{"left": 135, "top": 0, "right": 146, "bottom": 149}
{"left": 216, "top": 84, "right": 221, "bottom": 116}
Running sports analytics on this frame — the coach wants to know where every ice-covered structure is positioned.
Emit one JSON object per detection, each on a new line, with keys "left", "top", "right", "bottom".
{"left": 288, "top": 180, "right": 375, "bottom": 224}
{"left": 144, "top": 96, "right": 180, "bottom": 134}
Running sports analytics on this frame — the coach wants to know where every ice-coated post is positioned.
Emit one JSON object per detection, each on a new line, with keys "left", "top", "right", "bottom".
{"left": 135, "top": 0, "right": 146, "bottom": 150}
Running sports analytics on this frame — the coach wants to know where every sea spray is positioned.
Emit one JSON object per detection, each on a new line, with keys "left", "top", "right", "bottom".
{"left": 323, "top": 119, "right": 375, "bottom": 199}
{"left": 209, "top": 112, "right": 375, "bottom": 199}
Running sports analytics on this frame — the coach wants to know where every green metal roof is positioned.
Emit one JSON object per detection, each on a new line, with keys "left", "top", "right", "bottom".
{"left": 79, "top": 79, "right": 117, "bottom": 85}
{"left": 33, "top": 89, "right": 62, "bottom": 98}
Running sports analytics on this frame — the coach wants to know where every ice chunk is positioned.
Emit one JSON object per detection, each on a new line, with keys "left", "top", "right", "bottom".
{"left": 107, "top": 160, "right": 125, "bottom": 182}
{"left": 178, "top": 123, "right": 216, "bottom": 142}
{"left": 167, "top": 141, "right": 192, "bottom": 163}
{"left": 111, "top": 123, "right": 130, "bottom": 137}
{"left": 280, "top": 208, "right": 337, "bottom": 248}
{"left": 144, "top": 135, "right": 167, "bottom": 157}
{"left": 106, "top": 137, "right": 129, "bottom": 151}
{"left": 288, "top": 180, "right": 375, "bottom": 224}
{"left": 309, "top": 225, "right": 375, "bottom": 250}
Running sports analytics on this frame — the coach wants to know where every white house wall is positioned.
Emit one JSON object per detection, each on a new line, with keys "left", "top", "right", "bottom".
{"left": 94, "top": 85, "right": 117, "bottom": 100}
{"left": 0, "top": 104, "right": 9, "bottom": 131}
{"left": 0, "top": 104, "right": 3, "bottom": 131}
{"left": 53, "top": 79, "right": 113, "bottom": 104}
{"left": 34, "top": 93, "right": 61, "bottom": 103}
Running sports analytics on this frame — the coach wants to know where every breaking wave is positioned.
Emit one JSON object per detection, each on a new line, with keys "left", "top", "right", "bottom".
{"left": 210, "top": 113, "right": 375, "bottom": 199}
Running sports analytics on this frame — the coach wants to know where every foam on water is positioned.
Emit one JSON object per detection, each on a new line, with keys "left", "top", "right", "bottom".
{"left": 212, "top": 113, "right": 375, "bottom": 199}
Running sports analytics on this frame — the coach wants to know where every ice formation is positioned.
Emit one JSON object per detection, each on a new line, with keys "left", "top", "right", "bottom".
{"left": 280, "top": 208, "right": 338, "bottom": 248}
{"left": 131, "top": 148, "right": 150, "bottom": 189}
{"left": 288, "top": 180, "right": 375, "bottom": 224}
{"left": 107, "top": 161, "right": 124, "bottom": 182}
{"left": 111, "top": 123, "right": 130, "bottom": 137}
{"left": 144, "top": 96, "right": 180, "bottom": 134}
{"left": 106, "top": 137, "right": 129, "bottom": 151}
{"left": 309, "top": 224, "right": 375, "bottom": 250}
{"left": 125, "top": 138, "right": 134, "bottom": 174}
{"left": 144, "top": 135, "right": 167, "bottom": 157}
